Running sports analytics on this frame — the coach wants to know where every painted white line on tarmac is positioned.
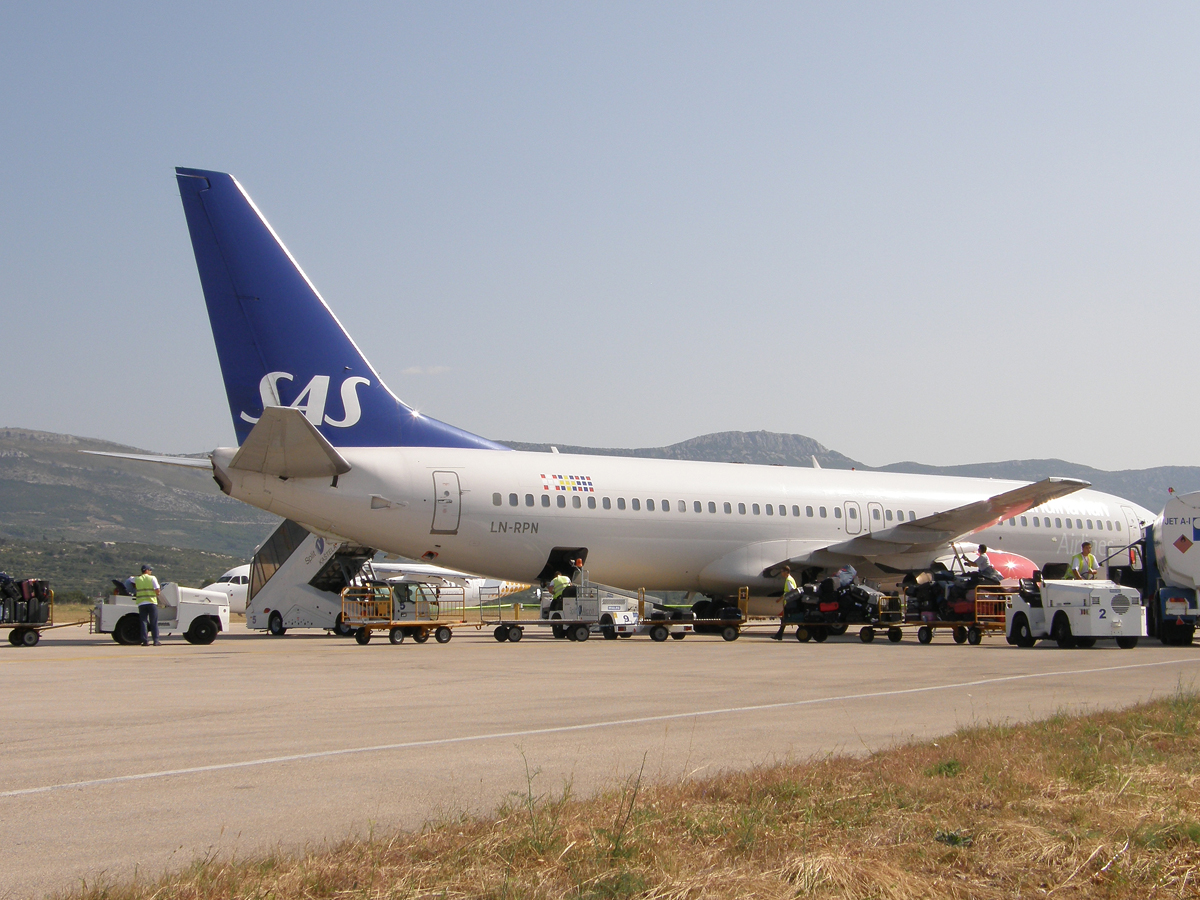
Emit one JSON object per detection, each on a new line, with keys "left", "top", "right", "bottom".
{"left": 3, "top": 657, "right": 1197, "bottom": 799}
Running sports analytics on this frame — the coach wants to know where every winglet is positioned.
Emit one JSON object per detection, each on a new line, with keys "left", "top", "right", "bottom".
{"left": 229, "top": 407, "right": 351, "bottom": 478}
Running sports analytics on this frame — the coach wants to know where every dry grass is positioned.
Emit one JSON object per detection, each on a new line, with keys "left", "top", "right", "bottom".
{"left": 63, "top": 693, "right": 1200, "bottom": 899}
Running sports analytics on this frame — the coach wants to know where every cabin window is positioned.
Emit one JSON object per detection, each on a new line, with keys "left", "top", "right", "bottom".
{"left": 694, "top": 500, "right": 702, "bottom": 513}
{"left": 848, "top": 507, "right": 857, "bottom": 520}
{"left": 603, "top": 497, "right": 611, "bottom": 510}
{"left": 766, "top": 504, "right": 774, "bottom": 515}
{"left": 587, "top": 496, "right": 596, "bottom": 509}
{"left": 752, "top": 504, "right": 761, "bottom": 515}
{"left": 834, "top": 507, "right": 842, "bottom": 519}
{"left": 647, "top": 499, "right": 655, "bottom": 511}
{"left": 557, "top": 495, "right": 566, "bottom": 508}
{"left": 1009, "top": 518, "right": 1016, "bottom": 527}
{"left": 1106, "top": 520, "right": 1113, "bottom": 530}
{"left": 884, "top": 509, "right": 892, "bottom": 521}
{"left": 572, "top": 496, "right": 580, "bottom": 509}
{"left": 1033, "top": 517, "right": 1040, "bottom": 527}
{"left": 777, "top": 504, "right": 785, "bottom": 516}
{"left": 1116, "top": 521, "right": 1122, "bottom": 531}
{"left": 616, "top": 497, "right": 625, "bottom": 510}
{"left": 872, "top": 508, "right": 881, "bottom": 520}
{"left": 525, "top": 494, "right": 534, "bottom": 507}
{"left": 542, "top": 494, "right": 550, "bottom": 507}
{"left": 509, "top": 493, "right": 518, "bottom": 507}
{"left": 492, "top": 493, "right": 502, "bottom": 506}
{"left": 1086, "top": 519, "right": 1093, "bottom": 530}
{"left": 632, "top": 499, "right": 640, "bottom": 510}
{"left": 679, "top": 500, "right": 686, "bottom": 512}
{"left": 1020, "top": 516, "right": 1028, "bottom": 526}
{"left": 819, "top": 506, "right": 827, "bottom": 517}
{"left": 724, "top": 502, "right": 732, "bottom": 513}
{"left": 662, "top": 499, "right": 670, "bottom": 512}
{"left": 806, "top": 506, "right": 814, "bottom": 517}
{"left": 1055, "top": 517, "right": 1061, "bottom": 528}
{"left": 708, "top": 501, "right": 716, "bottom": 513}
{"left": 738, "top": 503, "right": 746, "bottom": 514}
{"left": 909, "top": 510, "right": 916, "bottom": 520}
{"left": 793, "top": 505, "right": 801, "bottom": 517}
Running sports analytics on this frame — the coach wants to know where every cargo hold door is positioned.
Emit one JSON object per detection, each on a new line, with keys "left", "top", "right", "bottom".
{"left": 431, "top": 471, "right": 462, "bottom": 534}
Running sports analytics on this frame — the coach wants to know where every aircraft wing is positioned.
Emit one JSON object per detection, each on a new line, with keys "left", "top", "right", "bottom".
{"left": 82, "top": 451, "right": 213, "bottom": 469}
{"left": 798, "top": 476, "right": 1090, "bottom": 562}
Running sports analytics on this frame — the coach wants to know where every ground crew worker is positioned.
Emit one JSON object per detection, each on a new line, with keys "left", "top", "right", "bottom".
{"left": 1067, "top": 542, "right": 1099, "bottom": 580}
{"left": 133, "top": 564, "right": 161, "bottom": 646}
{"left": 549, "top": 570, "right": 571, "bottom": 611}
{"left": 772, "top": 566, "right": 799, "bottom": 640}
{"left": 965, "top": 544, "right": 1000, "bottom": 579}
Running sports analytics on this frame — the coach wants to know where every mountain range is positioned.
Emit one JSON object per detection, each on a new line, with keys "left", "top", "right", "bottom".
{"left": 1, "top": 427, "right": 1194, "bottom": 557}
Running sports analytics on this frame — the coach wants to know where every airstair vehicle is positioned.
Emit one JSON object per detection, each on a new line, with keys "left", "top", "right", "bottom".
{"left": 245, "top": 519, "right": 377, "bottom": 636}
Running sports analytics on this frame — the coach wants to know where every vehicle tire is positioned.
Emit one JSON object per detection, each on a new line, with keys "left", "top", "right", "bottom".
{"left": 19, "top": 628, "right": 39, "bottom": 647}
{"left": 813, "top": 628, "right": 829, "bottom": 643}
{"left": 828, "top": 622, "right": 848, "bottom": 636}
{"left": 493, "top": 625, "right": 509, "bottom": 642}
{"left": 671, "top": 631, "right": 686, "bottom": 640}
{"left": 600, "top": 615, "right": 617, "bottom": 640}
{"left": 966, "top": 626, "right": 982, "bottom": 646}
{"left": 1116, "top": 636, "right": 1139, "bottom": 649}
{"left": 551, "top": 623, "right": 566, "bottom": 639}
{"left": 435, "top": 626, "right": 453, "bottom": 644}
{"left": 268, "top": 611, "right": 287, "bottom": 636}
{"left": 572, "top": 624, "right": 591, "bottom": 642}
{"left": 413, "top": 628, "right": 429, "bottom": 643}
{"left": 721, "top": 625, "right": 739, "bottom": 642}
{"left": 650, "top": 624, "right": 669, "bottom": 643}
{"left": 333, "top": 614, "right": 355, "bottom": 637}
{"left": 795, "top": 627, "right": 810, "bottom": 642}
{"left": 1011, "top": 615, "right": 1036, "bottom": 648}
{"left": 859, "top": 627, "right": 875, "bottom": 643}
{"left": 1074, "top": 637, "right": 1096, "bottom": 649}
{"left": 186, "top": 617, "right": 218, "bottom": 645}
{"left": 8, "top": 629, "right": 20, "bottom": 646}
{"left": 117, "top": 614, "right": 142, "bottom": 646}
{"left": 508, "top": 626, "right": 523, "bottom": 642}
{"left": 952, "top": 626, "right": 968, "bottom": 645}
{"left": 1181, "top": 626, "right": 1196, "bottom": 647}
{"left": 618, "top": 632, "right": 633, "bottom": 639}
{"left": 393, "top": 627, "right": 410, "bottom": 644}
{"left": 917, "top": 626, "right": 932, "bottom": 645}
{"left": 887, "top": 627, "right": 903, "bottom": 644}
{"left": 355, "top": 628, "right": 371, "bottom": 645}
{"left": 1052, "top": 615, "right": 1075, "bottom": 649}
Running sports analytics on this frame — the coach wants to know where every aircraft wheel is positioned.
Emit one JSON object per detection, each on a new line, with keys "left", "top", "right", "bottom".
{"left": 355, "top": 627, "right": 371, "bottom": 645}
{"left": 392, "top": 627, "right": 409, "bottom": 644}
{"left": 572, "top": 624, "right": 590, "bottom": 642}
{"left": 813, "top": 628, "right": 828, "bottom": 643}
{"left": 493, "top": 625, "right": 509, "bottom": 642}
{"left": 720, "top": 625, "right": 739, "bottom": 642}
{"left": 1074, "top": 637, "right": 1096, "bottom": 649}
{"left": 952, "top": 626, "right": 968, "bottom": 645}
{"left": 859, "top": 627, "right": 875, "bottom": 643}
{"left": 435, "top": 626, "right": 452, "bottom": 644}
{"left": 966, "top": 626, "right": 982, "bottom": 646}
{"left": 887, "top": 627, "right": 903, "bottom": 643}
{"left": 649, "top": 624, "right": 669, "bottom": 643}
{"left": 828, "top": 622, "right": 848, "bottom": 636}
{"left": 795, "top": 627, "right": 810, "bottom": 643}
{"left": 268, "top": 611, "right": 287, "bottom": 636}
{"left": 917, "top": 626, "right": 932, "bottom": 645}
{"left": 413, "top": 628, "right": 429, "bottom": 643}
{"left": 1116, "top": 636, "right": 1138, "bottom": 649}
{"left": 507, "top": 625, "right": 523, "bottom": 642}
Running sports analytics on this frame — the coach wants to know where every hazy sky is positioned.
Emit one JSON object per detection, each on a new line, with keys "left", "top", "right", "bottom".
{"left": 3, "top": 3, "right": 1197, "bottom": 470}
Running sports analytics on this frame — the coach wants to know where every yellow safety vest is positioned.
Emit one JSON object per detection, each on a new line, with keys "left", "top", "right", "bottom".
{"left": 551, "top": 575, "right": 570, "bottom": 599}
{"left": 783, "top": 575, "right": 798, "bottom": 594}
{"left": 1066, "top": 553, "right": 1097, "bottom": 580}
{"left": 134, "top": 573, "right": 158, "bottom": 605}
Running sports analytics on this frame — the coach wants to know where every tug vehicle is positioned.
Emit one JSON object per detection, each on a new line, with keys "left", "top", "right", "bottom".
{"left": 1005, "top": 579, "right": 1142, "bottom": 649}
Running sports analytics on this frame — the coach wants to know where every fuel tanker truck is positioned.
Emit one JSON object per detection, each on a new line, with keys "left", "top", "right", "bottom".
{"left": 1138, "top": 490, "right": 1200, "bottom": 645}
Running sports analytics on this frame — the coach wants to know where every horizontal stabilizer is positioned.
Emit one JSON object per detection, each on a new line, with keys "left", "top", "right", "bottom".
{"left": 81, "top": 451, "right": 213, "bottom": 469}
{"left": 229, "top": 407, "right": 351, "bottom": 479}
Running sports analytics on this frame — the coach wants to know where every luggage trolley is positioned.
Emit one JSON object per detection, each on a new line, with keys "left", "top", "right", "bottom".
{"left": 2, "top": 587, "right": 70, "bottom": 647}
{"left": 909, "top": 585, "right": 1015, "bottom": 645}
{"left": 340, "top": 582, "right": 472, "bottom": 645}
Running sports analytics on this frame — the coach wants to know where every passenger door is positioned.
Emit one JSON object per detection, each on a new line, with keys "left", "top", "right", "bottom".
{"left": 431, "top": 471, "right": 461, "bottom": 534}
{"left": 867, "top": 502, "right": 885, "bottom": 534}
{"left": 844, "top": 501, "right": 862, "bottom": 535}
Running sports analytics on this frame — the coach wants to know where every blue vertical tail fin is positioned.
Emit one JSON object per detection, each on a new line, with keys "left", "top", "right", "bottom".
{"left": 175, "top": 167, "right": 506, "bottom": 451}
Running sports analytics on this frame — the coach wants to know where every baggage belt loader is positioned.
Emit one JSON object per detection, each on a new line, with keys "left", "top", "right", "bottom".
{"left": 533, "top": 576, "right": 645, "bottom": 643}
{"left": 1005, "top": 579, "right": 1143, "bottom": 649}
{"left": 92, "top": 583, "right": 230, "bottom": 645}
{"left": 341, "top": 581, "right": 471, "bottom": 645}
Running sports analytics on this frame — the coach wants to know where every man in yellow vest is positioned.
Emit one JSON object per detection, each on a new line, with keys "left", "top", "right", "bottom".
{"left": 772, "top": 566, "right": 800, "bottom": 640}
{"left": 133, "top": 564, "right": 162, "bottom": 646}
{"left": 549, "top": 570, "right": 571, "bottom": 611}
{"left": 1066, "top": 542, "right": 1099, "bottom": 580}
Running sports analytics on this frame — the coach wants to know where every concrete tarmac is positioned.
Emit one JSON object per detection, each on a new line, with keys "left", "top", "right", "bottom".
{"left": 3, "top": 622, "right": 1198, "bottom": 899}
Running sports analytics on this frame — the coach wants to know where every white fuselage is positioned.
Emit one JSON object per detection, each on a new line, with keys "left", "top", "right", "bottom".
{"left": 212, "top": 446, "right": 1151, "bottom": 597}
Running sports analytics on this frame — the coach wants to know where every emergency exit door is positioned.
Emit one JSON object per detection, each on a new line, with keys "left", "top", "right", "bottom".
{"left": 431, "top": 471, "right": 461, "bottom": 534}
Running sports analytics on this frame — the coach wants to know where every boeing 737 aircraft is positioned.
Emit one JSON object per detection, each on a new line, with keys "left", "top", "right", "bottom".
{"left": 94, "top": 168, "right": 1154, "bottom": 613}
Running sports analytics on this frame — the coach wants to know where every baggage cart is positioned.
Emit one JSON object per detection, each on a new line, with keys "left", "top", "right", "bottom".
{"left": 2, "top": 589, "right": 78, "bottom": 647}
{"left": 341, "top": 582, "right": 471, "bottom": 645}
